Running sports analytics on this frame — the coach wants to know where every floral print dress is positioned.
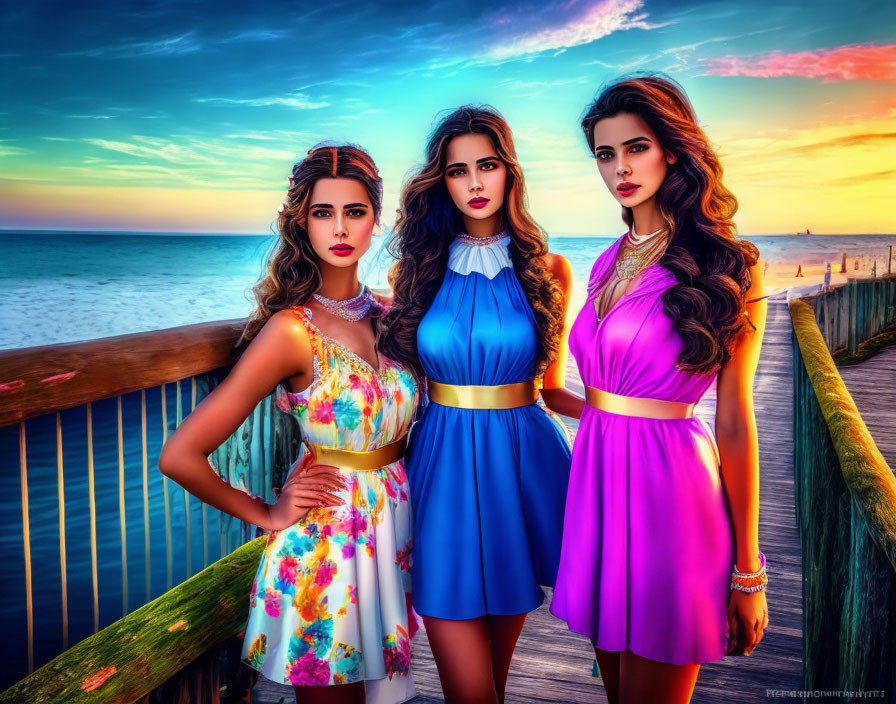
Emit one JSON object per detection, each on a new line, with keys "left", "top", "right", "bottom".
{"left": 241, "top": 307, "right": 419, "bottom": 702}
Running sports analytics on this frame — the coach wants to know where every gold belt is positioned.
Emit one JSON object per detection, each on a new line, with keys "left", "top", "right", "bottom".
{"left": 307, "top": 435, "right": 407, "bottom": 472}
{"left": 427, "top": 380, "right": 538, "bottom": 409}
{"left": 585, "top": 386, "right": 695, "bottom": 420}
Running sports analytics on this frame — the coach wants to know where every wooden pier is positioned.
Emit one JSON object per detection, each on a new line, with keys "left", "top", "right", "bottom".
{"left": 839, "top": 346, "right": 896, "bottom": 469}
{"left": 253, "top": 297, "right": 805, "bottom": 704}
{"left": 7, "top": 289, "right": 891, "bottom": 703}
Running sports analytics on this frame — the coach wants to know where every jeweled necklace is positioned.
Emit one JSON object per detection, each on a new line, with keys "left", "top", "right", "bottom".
{"left": 312, "top": 284, "right": 375, "bottom": 322}
{"left": 614, "top": 226, "right": 668, "bottom": 280}
{"left": 455, "top": 230, "right": 509, "bottom": 247}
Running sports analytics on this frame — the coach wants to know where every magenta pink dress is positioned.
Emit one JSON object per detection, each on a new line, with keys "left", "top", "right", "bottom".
{"left": 550, "top": 237, "right": 734, "bottom": 665}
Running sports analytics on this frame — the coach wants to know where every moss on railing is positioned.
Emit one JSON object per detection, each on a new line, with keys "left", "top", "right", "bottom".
{"left": 0, "top": 537, "right": 265, "bottom": 704}
{"left": 791, "top": 299, "right": 896, "bottom": 567}
{"left": 790, "top": 298, "right": 896, "bottom": 698}
{"left": 833, "top": 327, "right": 896, "bottom": 366}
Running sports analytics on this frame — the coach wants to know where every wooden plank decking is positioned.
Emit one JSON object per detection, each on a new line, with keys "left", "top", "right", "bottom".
{"left": 838, "top": 345, "right": 896, "bottom": 469}
{"left": 253, "top": 298, "right": 804, "bottom": 703}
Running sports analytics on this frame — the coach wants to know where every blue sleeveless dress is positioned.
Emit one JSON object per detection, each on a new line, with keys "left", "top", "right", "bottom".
{"left": 406, "top": 235, "right": 572, "bottom": 619}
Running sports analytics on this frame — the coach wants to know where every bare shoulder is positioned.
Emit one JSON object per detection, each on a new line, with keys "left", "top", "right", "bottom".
{"left": 267, "top": 308, "right": 311, "bottom": 339}
{"left": 249, "top": 308, "right": 313, "bottom": 361}
{"left": 544, "top": 252, "right": 573, "bottom": 291}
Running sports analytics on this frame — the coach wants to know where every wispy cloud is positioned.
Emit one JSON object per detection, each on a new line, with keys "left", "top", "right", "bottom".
{"left": 0, "top": 141, "right": 29, "bottom": 157}
{"left": 60, "top": 32, "right": 201, "bottom": 59}
{"left": 85, "top": 137, "right": 216, "bottom": 164}
{"left": 487, "top": 0, "right": 670, "bottom": 61}
{"left": 195, "top": 92, "right": 330, "bottom": 110}
{"left": 499, "top": 76, "right": 591, "bottom": 91}
{"left": 223, "top": 129, "right": 317, "bottom": 143}
{"left": 25, "top": 132, "right": 306, "bottom": 189}
{"left": 828, "top": 168, "right": 896, "bottom": 185}
{"left": 704, "top": 43, "right": 896, "bottom": 82}
{"left": 222, "top": 28, "right": 289, "bottom": 43}
{"left": 583, "top": 27, "right": 782, "bottom": 73}
{"left": 781, "top": 131, "right": 896, "bottom": 155}
{"left": 659, "top": 28, "right": 780, "bottom": 56}
{"left": 83, "top": 134, "right": 298, "bottom": 166}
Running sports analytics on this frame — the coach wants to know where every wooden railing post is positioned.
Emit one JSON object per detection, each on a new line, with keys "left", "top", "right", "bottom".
{"left": 848, "top": 278, "right": 859, "bottom": 355}
{"left": 823, "top": 290, "right": 832, "bottom": 350}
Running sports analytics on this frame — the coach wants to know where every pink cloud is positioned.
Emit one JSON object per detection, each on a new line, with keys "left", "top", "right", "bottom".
{"left": 704, "top": 43, "right": 896, "bottom": 82}
{"left": 488, "top": 0, "right": 670, "bottom": 61}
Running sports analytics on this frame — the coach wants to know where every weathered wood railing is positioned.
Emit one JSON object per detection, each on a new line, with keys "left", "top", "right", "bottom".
{"left": 0, "top": 321, "right": 299, "bottom": 699}
{"left": 790, "top": 297, "right": 896, "bottom": 700}
{"left": 0, "top": 537, "right": 266, "bottom": 703}
{"left": 803, "top": 274, "right": 896, "bottom": 355}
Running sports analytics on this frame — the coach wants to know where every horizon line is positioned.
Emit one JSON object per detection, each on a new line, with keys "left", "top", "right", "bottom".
{"left": 2, "top": 228, "right": 895, "bottom": 238}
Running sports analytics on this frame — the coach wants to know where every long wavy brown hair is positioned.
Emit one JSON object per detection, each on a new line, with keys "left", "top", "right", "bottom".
{"left": 376, "top": 105, "right": 564, "bottom": 382}
{"left": 581, "top": 74, "right": 759, "bottom": 374}
{"left": 237, "top": 144, "right": 383, "bottom": 349}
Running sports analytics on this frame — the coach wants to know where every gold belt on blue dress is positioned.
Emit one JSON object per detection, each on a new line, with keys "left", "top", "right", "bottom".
{"left": 427, "top": 380, "right": 538, "bottom": 409}
{"left": 306, "top": 435, "right": 407, "bottom": 472}
{"left": 585, "top": 386, "right": 695, "bottom": 420}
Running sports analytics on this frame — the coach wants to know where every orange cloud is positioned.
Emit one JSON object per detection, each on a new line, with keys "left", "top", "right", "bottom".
{"left": 704, "top": 43, "right": 896, "bottom": 82}
{"left": 782, "top": 132, "right": 896, "bottom": 155}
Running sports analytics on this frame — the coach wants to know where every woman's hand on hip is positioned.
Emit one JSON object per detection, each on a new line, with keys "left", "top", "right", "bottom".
{"left": 266, "top": 455, "right": 347, "bottom": 530}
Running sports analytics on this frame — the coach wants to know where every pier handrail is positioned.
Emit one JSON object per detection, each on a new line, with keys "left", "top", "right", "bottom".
{"left": 0, "top": 318, "right": 246, "bottom": 427}
{"left": 791, "top": 299, "right": 896, "bottom": 568}
{"left": 0, "top": 537, "right": 265, "bottom": 704}
{"left": 790, "top": 297, "right": 896, "bottom": 696}
{"left": 799, "top": 273, "right": 896, "bottom": 356}
{"left": 0, "top": 319, "right": 299, "bottom": 696}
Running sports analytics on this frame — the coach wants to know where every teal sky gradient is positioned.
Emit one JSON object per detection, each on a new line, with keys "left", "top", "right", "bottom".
{"left": 1, "top": 0, "right": 894, "bottom": 234}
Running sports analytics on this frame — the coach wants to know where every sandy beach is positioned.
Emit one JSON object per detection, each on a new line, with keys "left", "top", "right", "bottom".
{"left": 763, "top": 254, "right": 893, "bottom": 298}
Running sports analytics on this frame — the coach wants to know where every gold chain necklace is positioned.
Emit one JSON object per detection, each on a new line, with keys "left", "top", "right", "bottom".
{"left": 614, "top": 227, "right": 668, "bottom": 280}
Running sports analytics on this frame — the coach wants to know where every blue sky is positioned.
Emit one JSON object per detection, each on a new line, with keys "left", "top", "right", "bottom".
{"left": 1, "top": 0, "right": 894, "bottom": 233}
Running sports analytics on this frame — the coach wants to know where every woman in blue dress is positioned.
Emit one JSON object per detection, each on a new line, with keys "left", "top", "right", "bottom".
{"left": 377, "top": 106, "right": 583, "bottom": 703}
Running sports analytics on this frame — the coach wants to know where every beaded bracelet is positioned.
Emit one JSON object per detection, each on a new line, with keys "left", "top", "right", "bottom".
{"left": 733, "top": 551, "right": 767, "bottom": 578}
{"left": 731, "top": 552, "right": 768, "bottom": 593}
{"left": 730, "top": 580, "right": 767, "bottom": 593}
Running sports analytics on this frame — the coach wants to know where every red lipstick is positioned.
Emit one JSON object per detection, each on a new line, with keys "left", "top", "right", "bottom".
{"left": 468, "top": 197, "right": 490, "bottom": 209}
{"left": 617, "top": 182, "right": 640, "bottom": 198}
{"left": 329, "top": 243, "right": 355, "bottom": 257}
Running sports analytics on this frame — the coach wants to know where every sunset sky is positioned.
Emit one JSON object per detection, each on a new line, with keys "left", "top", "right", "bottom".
{"left": 0, "top": 0, "right": 894, "bottom": 235}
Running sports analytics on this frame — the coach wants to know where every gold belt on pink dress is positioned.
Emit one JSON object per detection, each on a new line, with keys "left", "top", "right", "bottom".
{"left": 585, "top": 386, "right": 695, "bottom": 420}
{"left": 307, "top": 435, "right": 407, "bottom": 472}
{"left": 427, "top": 380, "right": 538, "bottom": 409}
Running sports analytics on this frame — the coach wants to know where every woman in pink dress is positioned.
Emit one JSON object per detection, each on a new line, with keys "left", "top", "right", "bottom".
{"left": 551, "top": 75, "right": 770, "bottom": 703}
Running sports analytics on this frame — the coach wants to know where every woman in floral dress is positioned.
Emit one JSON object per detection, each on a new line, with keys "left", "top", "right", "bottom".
{"left": 159, "top": 144, "right": 419, "bottom": 704}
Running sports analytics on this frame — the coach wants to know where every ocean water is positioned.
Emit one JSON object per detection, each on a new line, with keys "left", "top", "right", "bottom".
{"left": 2, "top": 230, "right": 895, "bottom": 351}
